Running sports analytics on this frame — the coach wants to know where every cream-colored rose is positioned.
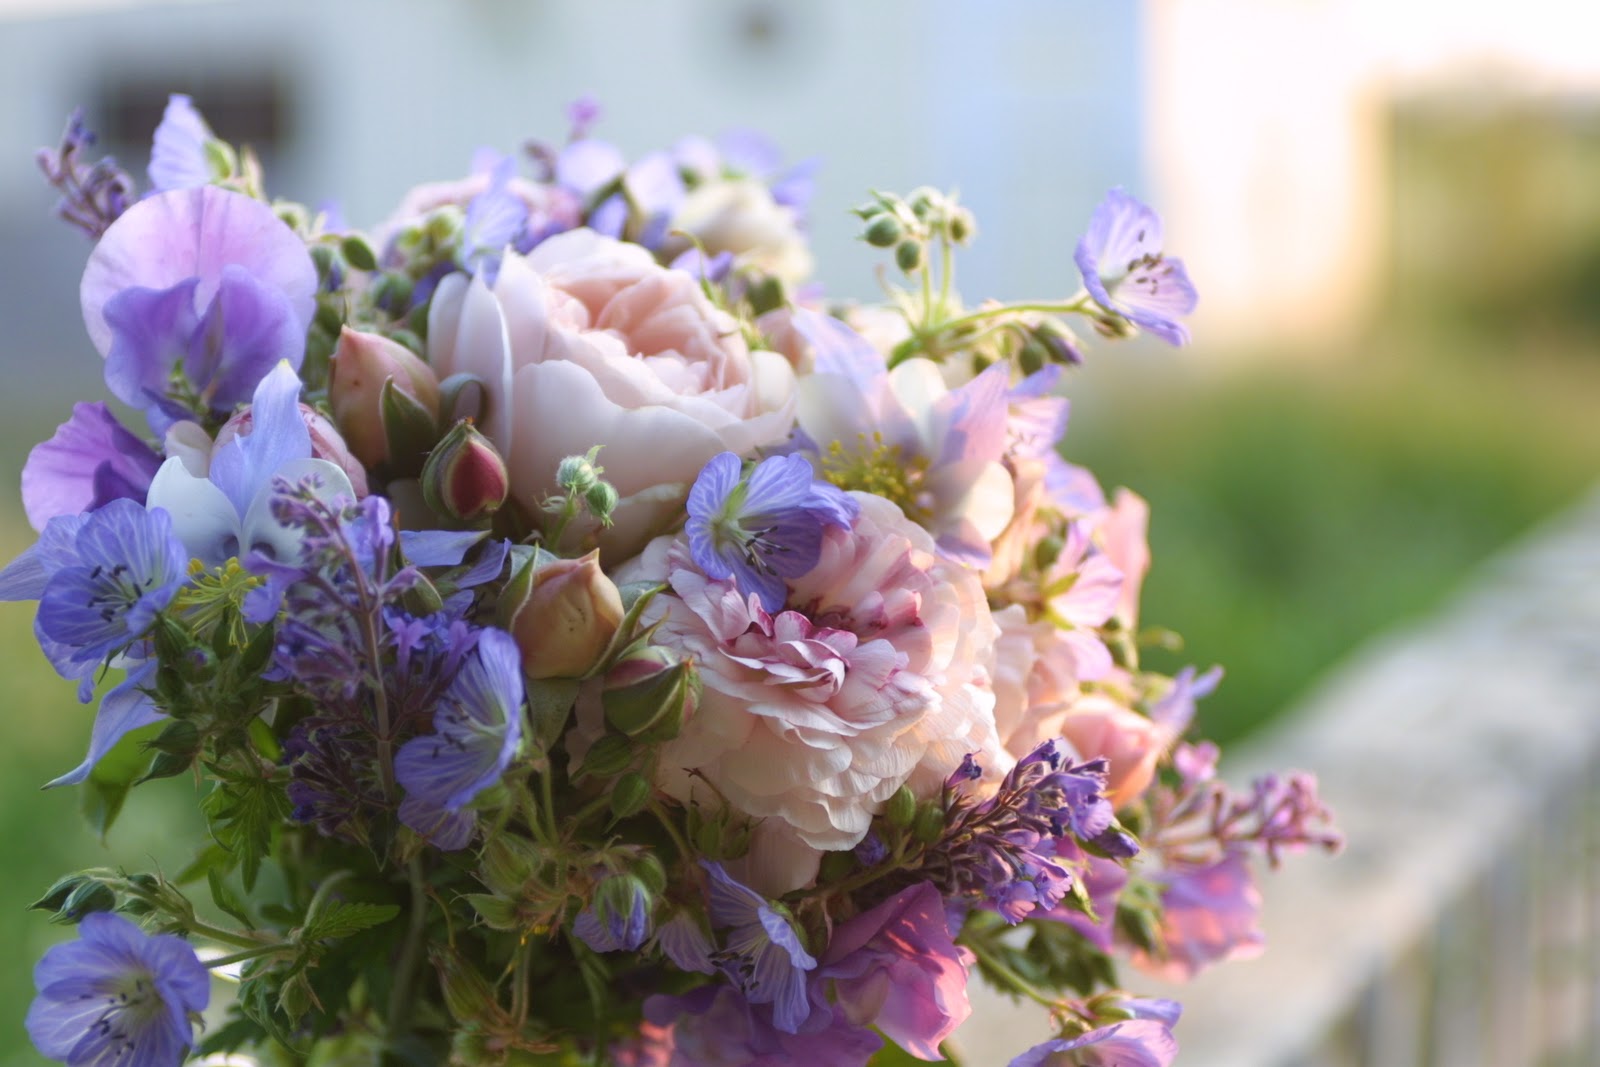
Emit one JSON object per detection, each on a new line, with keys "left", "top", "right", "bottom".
{"left": 669, "top": 179, "right": 814, "bottom": 287}
{"left": 426, "top": 229, "right": 797, "bottom": 559}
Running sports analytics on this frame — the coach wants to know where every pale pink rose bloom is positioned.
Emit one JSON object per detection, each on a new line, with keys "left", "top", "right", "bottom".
{"left": 1058, "top": 692, "right": 1170, "bottom": 808}
{"left": 604, "top": 492, "right": 1001, "bottom": 892}
{"left": 990, "top": 604, "right": 1082, "bottom": 759}
{"left": 668, "top": 178, "right": 813, "bottom": 286}
{"left": 426, "top": 230, "right": 797, "bottom": 558}
{"left": 983, "top": 456, "right": 1048, "bottom": 593}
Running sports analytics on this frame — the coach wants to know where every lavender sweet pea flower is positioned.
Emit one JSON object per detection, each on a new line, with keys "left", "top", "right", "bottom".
{"left": 1074, "top": 188, "right": 1197, "bottom": 346}
{"left": 701, "top": 861, "right": 817, "bottom": 1033}
{"left": 1136, "top": 851, "right": 1265, "bottom": 982}
{"left": 1008, "top": 1020, "right": 1178, "bottom": 1067}
{"left": 21, "top": 403, "right": 162, "bottom": 530}
{"left": 818, "top": 882, "right": 972, "bottom": 1060}
{"left": 144, "top": 361, "right": 356, "bottom": 567}
{"left": 686, "top": 451, "right": 858, "bottom": 611}
{"left": 27, "top": 912, "right": 210, "bottom": 1067}
{"left": 147, "top": 94, "right": 213, "bottom": 192}
{"left": 81, "top": 185, "right": 316, "bottom": 426}
{"left": 641, "top": 985, "right": 882, "bottom": 1067}
{"left": 461, "top": 154, "right": 529, "bottom": 274}
{"left": 394, "top": 628, "right": 524, "bottom": 849}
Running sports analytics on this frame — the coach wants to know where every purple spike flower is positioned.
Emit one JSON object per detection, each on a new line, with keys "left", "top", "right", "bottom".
{"left": 1074, "top": 188, "right": 1198, "bottom": 346}
{"left": 685, "top": 452, "right": 858, "bottom": 612}
{"left": 26, "top": 911, "right": 210, "bottom": 1067}
{"left": 700, "top": 861, "right": 817, "bottom": 1034}
{"left": 394, "top": 628, "right": 524, "bottom": 849}
{"left": 923, "top": 740, "right": 1135, "bottom": 924}
{"left": 35, "top": 108, "right": 134, "bottom": 239}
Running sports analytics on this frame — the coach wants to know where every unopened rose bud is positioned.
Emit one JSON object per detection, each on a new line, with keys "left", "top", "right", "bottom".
{"left": 602, "top": 643, "right": 700, "bottom": 741}
{"left": 421, "top": 420, "right": 509, "bottom": 522}
{"left": 329, "top": 327, "right": 441, "bottom": 467}
{"left": 500, "top": 549, "right": 624, "bottom": 679}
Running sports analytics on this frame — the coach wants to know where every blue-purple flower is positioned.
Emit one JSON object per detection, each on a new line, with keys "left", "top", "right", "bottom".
{"left": 147, "top": 94, "right": 213, "bottom": 192}
{"left": 1008, "top": 1019, "right": 1178, "bottom": 1067}
{"left": 685, "top": 451, "right": 857, "bottom": 611}
{"left": 573, "top": 874, "right": 654, "bottom": 954}
{"left": 1074, "top": 188, "right": 1197, "bottom": 346}
{"left": 701, "top": 861, "right": 817, "bottom": 1033}
{"left": 35, "top": 108, "right": 133, "bottom": 239}
{"left": 639, "top": 985, "right": 881, "bottom": 1067}
{"left": 26, "top": 911, "right": 210, "bottom": 1067}
{"left": 394, "top": 628, "right": 524, "bottom": 849}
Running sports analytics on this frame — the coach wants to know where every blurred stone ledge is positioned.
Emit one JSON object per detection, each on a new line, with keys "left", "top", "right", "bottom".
{"left": 957, "top": 485, "right": 1600, "bottom": 1065}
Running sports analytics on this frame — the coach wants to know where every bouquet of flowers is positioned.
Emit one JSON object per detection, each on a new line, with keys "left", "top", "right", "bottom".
{"left": 10, "top": 96, "right": 1340, "bottom": 1066}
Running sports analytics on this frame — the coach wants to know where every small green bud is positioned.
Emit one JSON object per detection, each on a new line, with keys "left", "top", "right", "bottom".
{"left": 58, "top": 879, "right": 116, "bottom": 924}
{"left": 908, "top": 186, "right": 941, "bottom": 220}
{"left": 863, "top": 214, "right": 903, "bottom": 248}
{"left": 203, "top": 138, "right": 238, "bottom": 180}
{"left": 584, "top": 480, "right": 620, "bottom": 523}
{"left": 480, "top": 834, "right": 541, "bottom": 895}
{"left": 884, "top": 785, "right": 917, "bottom": 829}
{"left": 308, "top": 243, "right": 340, "bottom": 281}
{"left": 556, "top": 454, "right": 600, "bottom": 494}
{"left": 340, "top": 234, "right": 379, "bottom": 272}
{"left": 578, "top": 734, "right": 635, "bottom": 780}
{"left": 31, "top": 874, "right": 89, "bottom": 915}
{"left": 948, "top": 206, "right": 977, "bottom": 245}
{"left": 694, "top": 816, "right": 725, "bottom": 858}
{"left": 610, "top": 772, "right": 653, "bottom": 821}
{"left": 895, "top": 240, "right": 924, "bottom": 274}
{"left": 431, "top": 945, "right": 501, "bottom": 1025}
{"left": 818, "top": 850, "right": 855, "bottom": 883}
{"left": 912, "top": 802, "right": 946, "bottom": 845}
{"left": 424, "top": 206, "right": 465, "bottom": 247}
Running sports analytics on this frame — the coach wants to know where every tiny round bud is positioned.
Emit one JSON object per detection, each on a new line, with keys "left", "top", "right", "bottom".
{"left": 585, "top": 480, "right": 620, "bottom": 520}
{"left": 610, "top": 773, "right": 653, "bottom": 821}
{"left": 895, "top": 240, "right": 924, "bottom": 273}
{"left": 557, "top": 455, "right": 600, "bottom": 493}
{"left": 913, "top": 802, "right": 946, "bottom": 845}
{"left": 884, "top": 785, "right": 917, "bottom": 829}
{"left": 863, "top": 214, "right": 903, "bottom": 248}
{"left": 947, "top": 207, "right": 977, "bottom": 245}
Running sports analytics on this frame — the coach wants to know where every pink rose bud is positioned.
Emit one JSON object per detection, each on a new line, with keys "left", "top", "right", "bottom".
{"left": 329, "top": 326, "right": 440, "bottom": 467}
{"left": 500, "top": 549, "right": 624, "bottom": 680}
{"left": 1059, "top": 694, "right": 1170, "bottom": 808}
{"left": 215, "top": 401, "right": 370, "bottom": 497}
{"left": 421, "top": 420, "right": 509, "bottom": 522}
{"left": 601, "top": 642, "right": 700, "bottom": 741}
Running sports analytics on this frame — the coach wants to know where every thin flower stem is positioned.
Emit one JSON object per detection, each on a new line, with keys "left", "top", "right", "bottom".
{"left": 184, "top": 918, "right": 266, "bottom": 951}
{"left": 385, "top": 855, "right": 430, "bottom": 1038}
{"left": 647, "top": 800, "right": 693, "bottom": 863}
{"left": 963, "top": 938, "right": 1064, "bottom": 1010}
{"left": 205, "top": 942, "right": 297, "bottom": 969}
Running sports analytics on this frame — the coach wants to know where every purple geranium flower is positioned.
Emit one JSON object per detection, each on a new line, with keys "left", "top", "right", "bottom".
{"left": 1074, "top": 188, "right": 1197, "bottom": 346}
{"left": 686, "top": 452, "right": 857, "bottom": 612}
{"left": 573, "top": 874, "right": 654, "bottom": 954}
{"left": 394, "top": 628, "right": 524, "bottom": 849}
{"left": 81, "top": 184, "right": 316, "bottom": 429}
{"left": 21, "top": 403, "right": 162, "bottom": 532}
{"left": 818, "top": 882, "right": 972, "bottom": 1059}
{"left": 701, "top": 861, "right": 818, "bottom": 1034}
{"left": 26, "top": 911, "right": 210, "bottom": 1067}
{"left": 1008, "top": 1019, "right": 1178, "bottom": 1067}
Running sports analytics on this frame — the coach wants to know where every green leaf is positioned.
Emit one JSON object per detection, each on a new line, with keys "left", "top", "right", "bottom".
{"left": 78, "top": 719, "right": 165, "bottom": 839}
{"left": 300, "top": 901, "right": 400, "bottom": 942}
{"left": 208, "top": 868, "right": 256, "bottom": 930}
{"left": 524, "top": 677, "right": 580, "bottom": 755}
{"left": 200, "top": 768, "right": 291, "bottom": 891}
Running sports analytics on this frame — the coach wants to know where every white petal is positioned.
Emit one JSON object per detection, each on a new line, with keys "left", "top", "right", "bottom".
{"left": 145, "top": 456, "right": 240, "bottom": 565}
{"left": 240, "top": 458, "right": 355, "bottom": 562}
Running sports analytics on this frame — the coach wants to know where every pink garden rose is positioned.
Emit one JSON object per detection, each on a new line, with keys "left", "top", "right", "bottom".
{"left": 427, "top": 230, "right": 796, "bottom": 558}
{"left": 605, "top": 492, "right": 1001, "bottom": 891}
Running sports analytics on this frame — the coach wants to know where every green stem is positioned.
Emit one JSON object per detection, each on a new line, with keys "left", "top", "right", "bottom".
{"left": 932, "top": 295, "right": 1095, "bottom": 337}
{"left": 205, "top": 942, "right": 297, "bottom": 969}
{"left": 939, "top": 236, "right": 954, "bottom": 319}
{"left": 385, "top": 855, "right": 430, "bottom": 1038}
{"left": 647, "top": 800, "right": 693, "bottom": 862}
{"left": 939, "top": 1040, "right": 970, "bottom": 1067}
{"left": 185, "top": 918, "right": 267, "bottom": 951}
{"left": 964, "top": 938, "right": 1062, "bottom": 1010}
{"left": 538, "top": 766, "right": 559, "bottom": 844}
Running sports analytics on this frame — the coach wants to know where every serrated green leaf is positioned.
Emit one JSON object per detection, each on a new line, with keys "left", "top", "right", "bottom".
{"left": 300, "top": 901, "right": 400, "bottom": 942}
{"left": 208, "top": 868, "right": 256, "bottom": 930}
{"left": 200, "top": 770, "right": 290, "bottom": 891}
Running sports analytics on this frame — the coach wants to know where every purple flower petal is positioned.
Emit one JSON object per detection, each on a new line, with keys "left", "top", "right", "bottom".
{"left": 48, "top": 661, "right": 166, "bottom": 788}
{"left": 21, "top": 404, "right": 161, "bottom": 530}
{"left": 207, "top": 361, "right": 311, "bottom": 518}
{"left": 184, "top": 265, "right": 305, "bottom": 412}
{"left": 81, "top": 185, "right": 316, "bottom": 359}
{"left": 147, "top": 93, "right": 213, "bottom": 192}
{"left": 556, "top": 139, "right": 626, "bottom": 198}
{"left": 1074, "top": 188, "right": 1197, "bottom": 347}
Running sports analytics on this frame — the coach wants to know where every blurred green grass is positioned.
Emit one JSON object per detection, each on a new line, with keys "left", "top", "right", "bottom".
{"left": 0, "top": 322, "right": 1595, "bottom": 1059}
